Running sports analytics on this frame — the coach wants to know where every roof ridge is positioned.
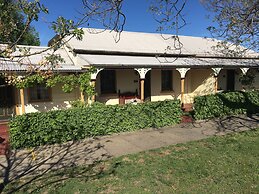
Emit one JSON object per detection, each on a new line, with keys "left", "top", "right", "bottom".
{"left": 81, "top": 27, "right": 216, "bottom": 40}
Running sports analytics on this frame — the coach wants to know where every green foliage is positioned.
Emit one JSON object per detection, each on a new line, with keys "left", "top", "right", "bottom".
{"left": 44, "top": 54, "right": 65, "bottom": 67}
{"left": 46, "top": 74, "right": 79, "bottom": 93}
{"left": 15, "top": 74, "right": 45, "bottom": 88}
{"left": 78, "top": 71, "right": 95, "bottom": 96}
{"left": 239, "top": 72, "right": 255, "bottom": 88}
{"left": 0, "top": 0, "right": 40, "bottom": 46}
{"left": 9, "top": 100, "right": 182, "bottom": 149}
{"left": 13, "top": 70, "right": 95, "bottom": 95}
{"left": 194, "top": 90, "right": 259, "bottom": 120}
{"left": 70, "top": 99, "right": 88, "bottom": 108}
{"left": 50, "top": 17, "right": 84, "bottom": 51}
{"left": 203, "top": 0, "right": 258, "bottom": 53}
{"left": 51, "top": 17, "right": 82, "bottom": 39}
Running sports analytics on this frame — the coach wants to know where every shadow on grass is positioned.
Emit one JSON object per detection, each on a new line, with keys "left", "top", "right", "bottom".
{"left": 0, "top": 138, "right": 113, "bottom": 193}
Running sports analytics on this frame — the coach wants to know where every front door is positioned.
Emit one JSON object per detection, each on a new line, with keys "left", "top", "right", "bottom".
{"left": 0, "top": 77, "right": 15, "bottom": 120}
{"left": 144, "top": 71, "right": 151, "bottom": 100}
{"left": 226, "top": 70, "right": 235, "bottom": 91}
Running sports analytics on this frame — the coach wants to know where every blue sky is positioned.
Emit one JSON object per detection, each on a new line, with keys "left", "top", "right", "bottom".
{"left": 33, "top": 0, "right": 213, "bottom": 46}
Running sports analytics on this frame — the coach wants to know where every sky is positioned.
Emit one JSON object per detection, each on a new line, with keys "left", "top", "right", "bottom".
{"left": 33, "top": 0, "right": 213, "bottom": 46}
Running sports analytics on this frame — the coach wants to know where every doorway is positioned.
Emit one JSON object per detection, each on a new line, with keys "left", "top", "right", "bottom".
{"left": 0, "top": 77, "right": 15, "bottom": 120}
{"left": 144, "top": 71, "right": 151, "bottom": 100}
{"left": 226, "top": 70, "right": 235, "bottom": 91}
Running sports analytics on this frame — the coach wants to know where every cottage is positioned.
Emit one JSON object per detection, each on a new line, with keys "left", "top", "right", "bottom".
{"left": 61, "top": 29, "right": 259, "bottom": 105}
{"left": 0, "top": 28, "right": 258, "bottom": 119}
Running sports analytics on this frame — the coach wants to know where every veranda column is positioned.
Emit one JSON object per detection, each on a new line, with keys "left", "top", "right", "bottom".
{"left": 214, "top": 76, "right": 218, "bottom": 93}
{"left": 140, "top": 79, "right": 145, "bottom": 102}
{"left": 240, "top": 68, "right": 249, "bottom": 75}
{"left": 19, "top": 88, "right": 25, "bottom": 114}
{"left": 134, "top": 68, "right": 151, "bottom": 102}
{"left": 212, "top": 68, "right": 222, "bottom": 94}
{"left": 240, "top": 68, "right": 250, "bottom": 91}
{"left": 91, "top": 79, "right": 96, "bottom": 102}
{"left": 176, "top": 68, "right": 190, "bottom": 105}
{"left": 180, "top": 78, "right": 185, "bottom": 103}
{"left": 90, "top": 68, "right": 103, "bottom": 104}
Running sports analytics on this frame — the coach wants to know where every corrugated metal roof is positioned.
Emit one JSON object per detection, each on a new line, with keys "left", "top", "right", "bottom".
{"left": 0, "top": 45, "right": 84, "bottom": 72}
{"left": 78, "top": 54, "right": 259, "bottom": 68}
{"left": 65, "top": 28, "right": 258, "bottom": 57}
{"left": 1, "top": 29, "right": 258, "bottom": 71}
{"left": 0, "top": 60, "right": 83, "bottom": 72}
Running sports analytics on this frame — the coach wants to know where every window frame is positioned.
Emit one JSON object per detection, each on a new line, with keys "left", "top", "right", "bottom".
{"left": 161, "top": 70, "right": 173, "bottom": 92}
{"left": 100, "top": 70, "right": 117, "bottom": 94}
{"left": 28, "top": 83, "right": 52, "bottom": 103}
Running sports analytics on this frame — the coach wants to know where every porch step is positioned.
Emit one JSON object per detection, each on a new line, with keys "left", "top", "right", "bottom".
{"left": 0, "top": 123, "right": 9, "bottom": 155}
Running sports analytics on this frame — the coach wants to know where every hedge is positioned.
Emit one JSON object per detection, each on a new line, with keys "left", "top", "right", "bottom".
{"left": 9, "top": 100, "right": 182, "bottom": 149}
{"left": 194, "top": 90, "right": 259, "bottom": 120}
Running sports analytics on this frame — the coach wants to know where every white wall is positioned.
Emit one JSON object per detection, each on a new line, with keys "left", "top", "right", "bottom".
{"left": 18, "top": 84, "right": 80, "bottom": 113}
{"left": 217, "top": 68, "right": 259, "bottom": 91}
{"left": 218, "top": 69, "right": 227, "bottom": 90}
{"left": 184, "top": 69, "right": 215, "bottom": 103}
{"left": 96, "top": 69, "right": 139, "bottom": 105}
{"left": 117, "top": 69, "right": 139, "bottom": 94}
{"left": 94, "top": 68, "right": 259, "bottom": 106}
{"left": 150, "top": 69, "right": 181, "bottom": 102}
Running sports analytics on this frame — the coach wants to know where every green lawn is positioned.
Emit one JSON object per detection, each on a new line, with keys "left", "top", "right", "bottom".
{"left": 4, "top": 129, "right": 259, "bottom": 194}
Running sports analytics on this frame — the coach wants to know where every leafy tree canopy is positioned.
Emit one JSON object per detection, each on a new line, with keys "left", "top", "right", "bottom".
{"left": 0, "top": 0, "right": 258, "bottom": 98}
{"left": 202, "top": 0, "right": 259, "bottom": 54}
{"left": 0, "top": 0, "right": 40, "bottom": 46}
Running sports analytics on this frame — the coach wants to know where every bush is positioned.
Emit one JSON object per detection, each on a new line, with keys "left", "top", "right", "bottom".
{"left": 9, "top": 100, "right": 182, "bottom": 149}
{"left": 194, "top": 90, "right": 259, "bottom": 120}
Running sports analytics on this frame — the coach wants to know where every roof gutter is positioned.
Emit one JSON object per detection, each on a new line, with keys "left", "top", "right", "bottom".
{"left": 73, "top": 49, "right": 195, "bottom": 58}
{"left": 90, "top": 64, "right": 258, "bottom": 68}
{"left": 73, "top": 49, "right": 259, "bottom": 60}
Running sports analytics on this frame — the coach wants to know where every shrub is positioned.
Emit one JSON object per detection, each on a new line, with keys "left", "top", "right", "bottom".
{"left": 9, "top": 100, "right": 182, "bottom": 149}
{"left": 70, "top": 99, "right": 87, "bottom": 108}
{"left": 194, "top": 90, "right": 259, "bottom": 120}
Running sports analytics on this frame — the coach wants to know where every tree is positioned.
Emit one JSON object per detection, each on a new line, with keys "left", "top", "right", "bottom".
{"left": 0, "top": 0, "right": 258, "bottom": 97}
{"left": 202, "top": 0, "right": 259, "bottom": 55}
{"left": 1, "top": 0, "right": 258, "bottom": 57}
{"left": 0, "top": 0, "right": 188, "bottom": 60}
{"left": 0, "top": 0, "right": 40, "bottom": 46}
{"left": 0, "top": 0, "right": 84, "bottom": 65}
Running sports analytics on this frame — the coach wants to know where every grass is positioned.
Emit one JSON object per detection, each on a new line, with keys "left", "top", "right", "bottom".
{"left": 4, "top": 128, "right": 259, "bottom": 194}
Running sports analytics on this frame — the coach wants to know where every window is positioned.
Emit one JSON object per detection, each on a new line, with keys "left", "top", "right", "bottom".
{"left": 161, "top": 70, "right": 172, "bottom": 91}
{"left": 100, "top": 70, "right": 116, "bottom": 94}
{"left": 28, "top": 83, "right": 51, "bottom": 102}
